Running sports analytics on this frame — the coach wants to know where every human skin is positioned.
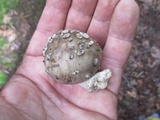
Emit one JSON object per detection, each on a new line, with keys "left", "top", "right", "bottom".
{"left": 0, "top": 0, "right": 139, "bottom": 120}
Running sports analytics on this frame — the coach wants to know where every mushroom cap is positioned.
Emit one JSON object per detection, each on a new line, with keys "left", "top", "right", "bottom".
{"left": 43, "top": 30, "right": 102, "bottom": 84}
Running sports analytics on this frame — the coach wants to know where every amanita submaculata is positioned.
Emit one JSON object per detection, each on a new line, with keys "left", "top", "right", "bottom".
{"left": 43, "top": 30, "right": 112, "bottom": 92}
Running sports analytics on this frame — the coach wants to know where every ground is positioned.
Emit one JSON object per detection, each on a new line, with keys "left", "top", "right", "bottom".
{"left": 0, "top": 0, "right": 159, "bottom": 120}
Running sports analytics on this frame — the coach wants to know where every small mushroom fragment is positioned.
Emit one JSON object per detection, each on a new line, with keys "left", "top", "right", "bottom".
{"left": 43, "top": 29, "right": 112, "bottom": 92}
{"left": 79, "top": 69, "right": 112, "bottom": 92}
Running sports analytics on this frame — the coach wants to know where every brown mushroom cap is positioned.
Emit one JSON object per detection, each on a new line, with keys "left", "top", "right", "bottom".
{"left": 43, "top": 30, "right": 102, "bottom": 84}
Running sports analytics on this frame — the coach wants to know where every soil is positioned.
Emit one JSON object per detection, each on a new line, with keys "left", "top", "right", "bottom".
{"left": 119, "top": 0, "right": 160, "bottom": 119}
{"left": 0, "top": 0, "right": 160, "bottom": 119}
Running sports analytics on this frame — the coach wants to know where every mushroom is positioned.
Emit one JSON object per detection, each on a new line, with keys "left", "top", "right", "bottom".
{"left": 43, "top": 30, "right": 112, "bottom": 92}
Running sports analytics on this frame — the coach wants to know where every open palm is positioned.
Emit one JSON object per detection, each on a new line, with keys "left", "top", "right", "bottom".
{"left": 0, "top": 0, "right": 139, "bottom": 120}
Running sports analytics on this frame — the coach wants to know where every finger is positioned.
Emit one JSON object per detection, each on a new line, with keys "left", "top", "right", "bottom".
{"left": 65, "top": 0, "right": 98, "bottom": 32}
{"left": 87, "top": 0, "right": 120, "bottom": 47}
{"left": 26, "top": 0, "right": 72, "bottom": 56}
{"left": 102, "top": 0, "right": 139, "bottom": 95}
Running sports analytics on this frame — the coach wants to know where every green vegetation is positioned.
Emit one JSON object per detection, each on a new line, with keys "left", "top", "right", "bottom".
{"left": 0, "top": 0, "right": 19, "bottom": 24}
{"left": 1, "top": 59, "right": 16, "bottom": 69}
{"left": 0, "top": 0, "right": 19, "bottom": 87}
{"left": 0, "top": 0, "right": 45, "bottom": 87}
{"left": 0, "top": 38, "right": 8, "bottom": 52}
{"left": 0, "top": 38, "right": 17, "bottom": 69}
{"left": 0, "top": 38, "right": 18, "bottom": 87}
{"left": 0, "top": 38, "right": 6, "bottom": 50}
{"left": 96, "top": 48, "right": 102, "bottom": 52}
{"left": 40, "top": 0, "right": 46, "bottom": 4}
{"left": 0, "top": 38, "right": 5, "bottom": 46}
{"left": 0, "top": 72, "right": 7, "bottom": 86}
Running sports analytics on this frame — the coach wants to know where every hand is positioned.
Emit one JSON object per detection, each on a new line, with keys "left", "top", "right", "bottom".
{"left": 0, "top": 0, "right": 139, "bottom": 120}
